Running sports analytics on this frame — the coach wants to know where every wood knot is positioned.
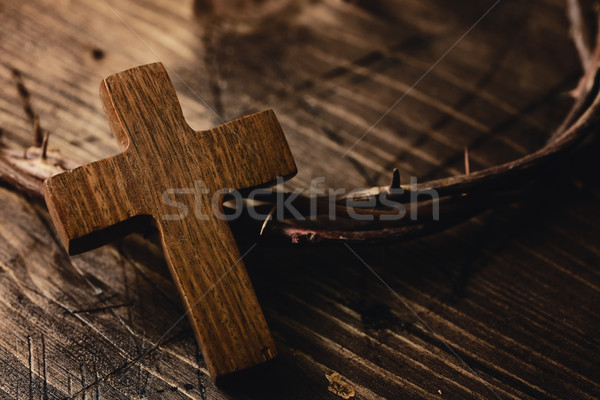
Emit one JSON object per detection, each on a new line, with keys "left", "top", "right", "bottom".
{"left": 91, "top": 48, "right": 105, "bottom": 60}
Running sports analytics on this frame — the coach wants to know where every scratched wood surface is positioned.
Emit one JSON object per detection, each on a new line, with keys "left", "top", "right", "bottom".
{"left": 0, "top": 0, "right": 599, "bottom": 399}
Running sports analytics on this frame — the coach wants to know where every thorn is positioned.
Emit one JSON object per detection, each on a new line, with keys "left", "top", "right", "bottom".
{"left": 464, "top": 147, "right": 470, "bottom": 175}
{"left": 11, "top": 68, "right": 35, "bottom": 123}
{"left": 390, "top": 168, "right": 401, "bottom": 189}
{"left": 33, "top": 116, "right": 42, "bottom": 147}
{"left": 40, "top": 130, "right": 50, "bottom": 160}
{"left": 259, "top": 205, "right": 277, "bottom": 236}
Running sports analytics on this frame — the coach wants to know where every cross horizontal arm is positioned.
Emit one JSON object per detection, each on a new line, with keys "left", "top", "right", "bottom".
{"left": 194, "top": 110, "right": 297, "bottom": 191}
{"left": 44, "top": 153, "right": 144, "bottom": 254}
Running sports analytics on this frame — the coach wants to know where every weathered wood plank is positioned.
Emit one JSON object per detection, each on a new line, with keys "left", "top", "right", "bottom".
{"left": 0, "top": 0, "right": 599, "bottom": 398}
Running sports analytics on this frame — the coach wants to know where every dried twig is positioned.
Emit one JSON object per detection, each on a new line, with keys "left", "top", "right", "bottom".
{"left": 567, "top": 0, "right": 592, "bottom": 68}
{"left": 566, "top": 3, "right": 600, "bottom": 101}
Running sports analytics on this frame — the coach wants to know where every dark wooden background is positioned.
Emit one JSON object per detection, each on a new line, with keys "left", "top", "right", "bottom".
{"left": 0, "top": 0, "right": 599, "bottom": 398}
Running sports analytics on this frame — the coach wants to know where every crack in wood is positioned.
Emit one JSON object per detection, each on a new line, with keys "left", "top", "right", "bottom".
{"left": 70, "top": 301, "right": 135, "bottom": 315}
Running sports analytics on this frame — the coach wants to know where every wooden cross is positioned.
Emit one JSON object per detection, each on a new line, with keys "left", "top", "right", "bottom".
{"left": 43, "top": 63, "right": 296, "bottom": 380}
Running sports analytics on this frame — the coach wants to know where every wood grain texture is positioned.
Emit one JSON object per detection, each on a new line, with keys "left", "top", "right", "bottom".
{"left": 44, "top": 63, "right": 297, "bottom": 379}
{"left": 0, "top": 0, "right": 599, "bottom": 399}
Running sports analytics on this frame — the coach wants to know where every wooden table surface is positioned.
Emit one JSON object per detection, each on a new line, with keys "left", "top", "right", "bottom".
{"left": 0, "top": 0, "right": 598, "bottom": 398}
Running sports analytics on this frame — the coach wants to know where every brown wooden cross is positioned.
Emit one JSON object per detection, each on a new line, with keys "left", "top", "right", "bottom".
{"left": 43, "top": 63, "right": 296, "bottom": 380}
